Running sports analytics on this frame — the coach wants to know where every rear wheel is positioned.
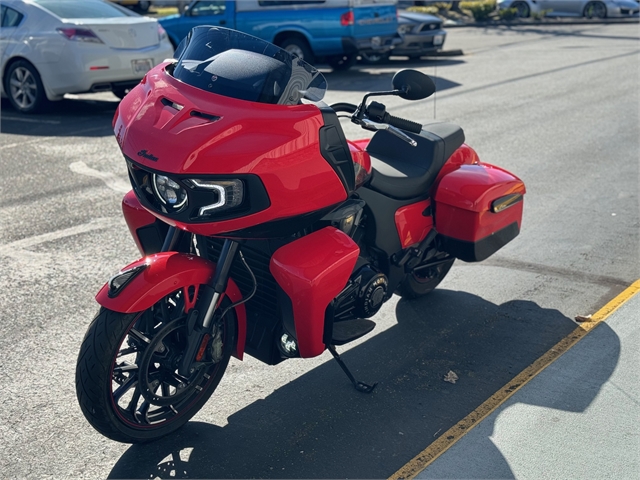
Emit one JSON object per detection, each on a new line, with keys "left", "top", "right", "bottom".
{"left": 396, "top": 257, "right": 455, "bottom": 299}
{"left": 76, "top": 291, "right": 236, "bottom": 443}
{"left": 4, "top": 60, "right": 48, "bottom": 113}
{"left": 280, "top": 37, "right": 315, "bottom": 65}
{"left": 327, "top": 53, "right": 358, "bottom": 71}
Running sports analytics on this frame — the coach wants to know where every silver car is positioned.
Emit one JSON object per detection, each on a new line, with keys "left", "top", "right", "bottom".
{"left": 498, "top": 0, "right": 639, "bottom": 18}
{"left": 360, "top": 10, "right": 446, "bottom": 63}
{"left": 1, "top": 0, "right": 173, "bottom": 113}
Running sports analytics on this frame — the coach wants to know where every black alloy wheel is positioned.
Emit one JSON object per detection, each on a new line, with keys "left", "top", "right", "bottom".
{"left": 76, "top": 291, "right": 236, "bottom": 443}
{"left": 395, "top": 256, "right": 455, "bottom": 299}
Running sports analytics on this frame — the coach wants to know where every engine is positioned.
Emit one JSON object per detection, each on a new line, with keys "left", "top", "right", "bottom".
{"left": 332, "top": 264, "right": 389, "bottom": 322}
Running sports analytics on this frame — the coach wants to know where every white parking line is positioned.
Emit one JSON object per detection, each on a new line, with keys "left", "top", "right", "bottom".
{"left": 0, "top": 217, "right": 123, "bottom": 257}
{"left": 1, "top": 116, "right": 61, "bottom": 124}
{"left": 69, "top": 161, "right": 130, "bottom": 193}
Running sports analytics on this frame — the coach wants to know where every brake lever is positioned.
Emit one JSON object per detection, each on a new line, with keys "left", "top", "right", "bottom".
{"left": 360, "top": 119, "right": 418, "bottom": 147}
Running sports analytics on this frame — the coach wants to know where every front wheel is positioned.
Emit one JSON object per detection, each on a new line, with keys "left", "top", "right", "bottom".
{"left": 396, "top": 257, "right": 455, "bottom": 299}
{"left": 76, "top": 291, "right": 236, "bottom": 443}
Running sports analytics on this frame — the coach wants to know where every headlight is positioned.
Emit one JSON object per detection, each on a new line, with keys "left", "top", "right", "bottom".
{"left": 186, "top": 179, "right": 244, "bottom": 217}
{"left": 398, "top": 24, "right": 414, "bottom": 35}
{"left": 152, "top": 174, "right": 188, "bottom": 209}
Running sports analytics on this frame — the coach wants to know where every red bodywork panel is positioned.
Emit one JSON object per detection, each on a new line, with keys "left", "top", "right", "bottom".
{"left": 96, "top": 252, "right": 247, "bottom": 360}
{"left": 434, "top": 163, "right": 526, "bottom": 242}
{"left": 122, "top": 190, "right": 156, "bottom": 256}
{"left": 395, "top": 199, "right": 433, "bottom": 249}
{"left": 269, "top": 227, "right": 360, "bottom": 358}
{"left": 113, "top": 63, "right": 347, "bottom": 236}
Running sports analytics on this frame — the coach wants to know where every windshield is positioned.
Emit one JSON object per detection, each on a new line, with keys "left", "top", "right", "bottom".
{"left": 33, "top": 0, "right": 134, "bottom": 18}
{"left": 171, "top": 27, "right": 327, "bottom": 106}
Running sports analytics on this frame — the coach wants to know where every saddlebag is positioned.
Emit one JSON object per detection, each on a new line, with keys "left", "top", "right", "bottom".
{"left": 434, "top": 164, "right": 525, "bottom": 262}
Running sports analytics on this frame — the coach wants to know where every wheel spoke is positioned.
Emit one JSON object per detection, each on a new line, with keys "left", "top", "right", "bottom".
{"left": 164, "top": 370, "right": 189, "bottom": 389}
{"left": 126, "top": 387, "right": 142, "bottom": 413}
{"left": 129, "top": 328, "right": 151, "bottom": 344}
{"left": 114, "top": 362, "right": 139, "bottom": 374}
{"left": 117, "top": 346, "right": 138, "bottom": 357}
{"left": 10, "top": 78, "right": 21, "bottom": 88}
{"left": 113, "top": 373, "right": 138, "bottom": 402}
{"left": 14, "top": 69, "right": 23, "bottom": 82}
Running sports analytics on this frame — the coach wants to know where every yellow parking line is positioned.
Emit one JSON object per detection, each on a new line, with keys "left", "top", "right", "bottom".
{"left": 389, "top": 279, "right": 640, "bottom": 480}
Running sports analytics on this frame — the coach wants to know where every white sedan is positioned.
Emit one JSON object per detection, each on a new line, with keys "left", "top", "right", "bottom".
{"left": 1, "top": 0, "right": 174, "bottom": 113}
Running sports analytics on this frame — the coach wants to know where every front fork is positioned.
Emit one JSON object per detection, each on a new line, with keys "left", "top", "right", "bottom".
{"left": 162, "top": 227, "right": 240, "bottom": 376}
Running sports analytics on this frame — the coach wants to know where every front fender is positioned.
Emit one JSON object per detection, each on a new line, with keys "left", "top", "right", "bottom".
{"left": 96, "top": 252, "right": 246, "bottom": 360}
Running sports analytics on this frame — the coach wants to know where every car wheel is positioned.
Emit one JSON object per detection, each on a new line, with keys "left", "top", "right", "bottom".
{"left": 584, "top": 1, "right": 607, "bottom": 18}
{"left": 137, "top": 1, "right": 151, "bottom": 12}
{"left": 359, "top": 51, "right": 390, "bottom": 65}
{"left": 327, "top": 53, "right": 358, "bottom": 71}
{"left": 511, "top": 1, "right": 530, "bottom": 17}
{"left": 280, "top": 37, "right": 315, "bottom": 65}
{"left": 4, "top": 60, "right": 48, "bottom": 114}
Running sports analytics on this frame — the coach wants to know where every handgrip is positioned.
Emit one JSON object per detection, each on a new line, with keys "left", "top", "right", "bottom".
{"left": 386, "top": 114, "right": 422, "bottom": 134}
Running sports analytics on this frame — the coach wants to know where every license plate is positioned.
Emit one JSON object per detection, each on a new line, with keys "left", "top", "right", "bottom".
{"left": 433, "top": 35, "right": 444, "bottom": 46}
{"left": 132, "top": 59, "right": 153, "bottom": 75}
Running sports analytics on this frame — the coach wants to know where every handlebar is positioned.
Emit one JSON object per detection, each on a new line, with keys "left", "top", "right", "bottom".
{"left": 386, "top": 114, "right": 422, "bottom": 134}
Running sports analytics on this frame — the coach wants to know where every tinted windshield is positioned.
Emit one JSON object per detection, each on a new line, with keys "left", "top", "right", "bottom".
{"left": 172, "top": 27, "right": 327, "bottom": 106}
{"left": 33, "top": 0, "right": 133, "bottom": 18}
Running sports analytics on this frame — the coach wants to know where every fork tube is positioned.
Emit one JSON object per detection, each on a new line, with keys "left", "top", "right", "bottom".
{"left": 202, "top": 239, "right": 239, "bottom": 329}
{"left": 161, "top": 226, "right": 182, "bottom": 252}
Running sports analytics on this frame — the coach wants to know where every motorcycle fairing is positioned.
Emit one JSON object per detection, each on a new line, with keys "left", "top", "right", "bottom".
{"left": 122, "top": 190, "right": 168, "bottom": 256}
{"left": 96, "top": 252, "right": 247, "bottom": 360}
{"left": 434, "top": 163, "right": 526, "bottom": 262}
{"left": 394, "top": 198, "right": 433, "bottom": 249}
{"left": 269, "top": 227, "right": 360, "bottom": 358}
{"left": 113, "top": 63, "right": 348, "bottom": 237}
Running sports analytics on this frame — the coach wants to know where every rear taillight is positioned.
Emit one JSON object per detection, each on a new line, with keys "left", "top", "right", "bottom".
{"left": 158, "top": 24, "right": 167, "bottom": 42}
{"left": 57, "top": 28, "right": 103, "bottom": 44}
{"left": 340, "top": 10, "right": 354, "bottom": 26}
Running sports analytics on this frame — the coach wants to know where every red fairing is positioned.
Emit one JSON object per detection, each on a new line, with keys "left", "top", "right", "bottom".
{"left": 434, "top": 163, "right": 526, "bottom": 242}
{"left": 395, "top": 199, "right": 433, "bottom": 249}
{"left": 347, "top": 139, "right": 372, "bottom": 188}
{"left": 96, "top": 252, "right": 247, "bottom": 360}
{"left": 114, "top": 63, "right": 348, "bottom": 236}
{"left": 269, "top": 227, "right": 360, "bottom": 358}
{"left": 122, "top": 190, "right": 156, "bottom": 256}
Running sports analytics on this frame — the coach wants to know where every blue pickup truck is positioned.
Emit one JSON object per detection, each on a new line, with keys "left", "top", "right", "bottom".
{"left": 159, "top": 0, "right": 400, "bottom": 70}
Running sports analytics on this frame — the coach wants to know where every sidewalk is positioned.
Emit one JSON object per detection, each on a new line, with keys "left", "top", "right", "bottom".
{"left": 412, "top": 285, "right": 639, "bottom": 478}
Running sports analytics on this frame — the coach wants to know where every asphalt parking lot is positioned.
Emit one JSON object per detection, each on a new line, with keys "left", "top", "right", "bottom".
{"left": 0, "top": 23, "right": 638, "bottom": 479}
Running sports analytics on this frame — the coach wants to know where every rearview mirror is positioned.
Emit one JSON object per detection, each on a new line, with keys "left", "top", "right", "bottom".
{"left": 392, "top": 69, "right": 436, "bottom": 101}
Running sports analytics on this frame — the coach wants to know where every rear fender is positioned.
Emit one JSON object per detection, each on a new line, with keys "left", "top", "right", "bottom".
{"left": 96, "top": 252, "right": 247, "bottom": 360}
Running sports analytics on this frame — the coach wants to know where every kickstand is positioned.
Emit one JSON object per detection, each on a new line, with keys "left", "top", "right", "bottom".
{"left": 328, "top": 345, "right": 377, "bottom": 393}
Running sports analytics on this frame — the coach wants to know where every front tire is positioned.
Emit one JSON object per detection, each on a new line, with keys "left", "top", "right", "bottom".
{"left": 511, "top": 1, "right": 531, "bottom": 18}
{"left": 76, "top": 292, "right": 236, "bottom": 443}
{"left": 396, "top": 257, "right": 455, "bottom": 299}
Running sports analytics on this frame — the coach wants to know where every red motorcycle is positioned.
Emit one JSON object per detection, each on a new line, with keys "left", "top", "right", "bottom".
{"left": 76, "top": 27, "right": 525, "bottom": 443}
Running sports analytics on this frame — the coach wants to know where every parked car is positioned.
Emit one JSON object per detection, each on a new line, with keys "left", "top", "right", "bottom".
{"left": 498, "top": 0, "right": 639, "bottom": 18}
{"left": 361, "top": 10, "right": 445, "bottom": 63}
{"left": 109, "top": 0, "right": 153, "bottom": 13}
{"left": 159, "top": 0, "right": 400, "bottom": 71}
{"left": 0, "top": 0, "right": 173, "bottom": 113}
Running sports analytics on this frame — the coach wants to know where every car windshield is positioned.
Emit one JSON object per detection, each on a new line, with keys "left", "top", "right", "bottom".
{"left": 171, "top": 27, "right": 327, "bottom": 106}
{"left": 33, "top": 0, "right": 133, "bottom": 19}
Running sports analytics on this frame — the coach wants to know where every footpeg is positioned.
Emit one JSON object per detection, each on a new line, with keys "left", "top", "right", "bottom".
{"left": 328, "top": 345, "right": 377, "bottom": 394}
{"left": 331, "top": 318, "right": 375, "bottom": 345}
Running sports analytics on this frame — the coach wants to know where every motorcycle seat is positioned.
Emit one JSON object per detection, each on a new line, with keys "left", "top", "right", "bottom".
{"left": 366, "top": 122, "right": 465, "bottom": 200}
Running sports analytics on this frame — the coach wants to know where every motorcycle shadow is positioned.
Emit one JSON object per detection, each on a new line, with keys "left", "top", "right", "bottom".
{"left": 108, "top": 289, "right": 619, "bottom": 479}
